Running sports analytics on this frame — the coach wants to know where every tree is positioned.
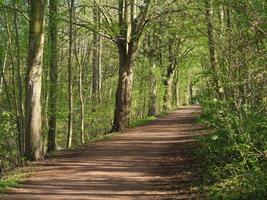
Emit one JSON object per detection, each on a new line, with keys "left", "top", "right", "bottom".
{"left": 112, "top": 0, "right": 150, "bottom": 131}
{"left": 67, "top": 0, "right": 74, "bottom": 148}
{"left": 205, "top": 0, "right": 219, "bottom": 95}
{"left": 25, "top": 0, "right": 46, "bottom": 161}
{"left": 47, "top": 0, "right": 58, "bottom": 152}
{"left": 13, "top": 0, "right": 25, "bottom": 157}
{"left": 92, "top": 1, "right": 102, "bottom": 104}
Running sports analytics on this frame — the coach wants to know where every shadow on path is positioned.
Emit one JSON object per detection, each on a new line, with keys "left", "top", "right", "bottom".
{"left": 1, "top": 106, "right": 203, "bottom": 200}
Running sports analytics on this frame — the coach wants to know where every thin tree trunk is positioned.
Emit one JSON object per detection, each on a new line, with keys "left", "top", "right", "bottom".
{"left": 5, "top": 9, "right": 25, "bottom": 158}
{"left": 163, "top": 42, "right": 176, "bottom": 111}
{"left": 67, "top": 0, "right": 74, "bottom": 149}
{"left": 148, "top": 61, "right": 157, "bottom": 116}
{"left": 163, "top": 71, "right": 174, "bottom": 111}
{"left": 47, "top": 0, "right": 58, "bottom": 152}
{"left": 25, "top": 0, "right": 46, "bottom": 161}
{"left": 188, "top": 78, "right": 193, "bottom": 105}
{"left": 174, "top": 69, "right": 180, "bottom": 107}
{"left": 13, "top": 1, "right": 25, "bottom": 156}
{"left": 92, "top": 2, "right": 102, "bottom": 104}
{"left": 0, "top": 44, "right": 8, "bottom": 94}
{"left": 77, "top": 54, "right": 85, "bottom": 144}
{"left": 147, "top": 31, "right": 158, "bottom": 116}
{"left": 0, "top": 44, "right": 12, "bottom": 111}
{"left": 205, "top": 0, "right": 220, "bottom": 94}
{"left": 74, "top": 38, "right": 85, "bottom": 144}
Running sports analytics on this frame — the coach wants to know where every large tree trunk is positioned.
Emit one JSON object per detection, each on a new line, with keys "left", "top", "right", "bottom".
{"left": 25, "top": 0, "right": 46, "bottom": 161}
{"left": 47, "top": 0, "right": 58, "bottom": 152}
{"left": 112, "top": 45, "right": 134, "bottom": 132}
{"left": 111, "top": 0, "right": 149, "bottom": 132}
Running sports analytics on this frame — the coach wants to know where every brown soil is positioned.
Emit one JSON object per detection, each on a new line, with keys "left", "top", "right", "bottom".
{"left": 1, "top": 106, "right": 203, "bottom": 200}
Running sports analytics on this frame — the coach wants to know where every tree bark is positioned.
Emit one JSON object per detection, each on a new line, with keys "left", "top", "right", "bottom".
{"left": 25, "top": 0, "right": 46, "bottom": 161}
{"left": 47, "top": 0, "right": 58, "bottom": 152}
{"left": 112, "top": 43, "right": 134, "bottom": 131}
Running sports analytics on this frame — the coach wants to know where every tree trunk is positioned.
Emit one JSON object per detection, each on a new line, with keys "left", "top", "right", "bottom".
{"left": 163, "top": 42, "right": 176, "bottom": 111}
{"left": 148, "top": 62, "right": 157, "bottom": 116}
{"left": 74, "top": 38, "right": 85, "bottom": 144}
{"left": 47, "top": 0, "right": 58, "bottom": 152}
{"left": 112, "top": 45, "right": 134, "bottom": 132}
{"left": 173, "top": 69, "right": 180, "bottom": 108}
{"left": 92, "top": 2, "right": 102, "bottom": 104}
{"left": 79, "top": 61, "right": 85, "bottom": 144}
{"left": 205, "top": 0, "right": 220, "bottom": 94}
{"left": 112, "top": 0, "right": 149, "bottom": 132}
{"left": 67, "top": 0, "right": 74, "bottom": 149}
{"left": 13, "top": 0, "right": 25, "bottom": 157}
{"left": 0, "top": 45, "right": 7, "bottom": 94}
{"left": 163, "top": 71, "right": 174, "bottom": 111}
{"left": 25, "top": 0, "right": 46, "bottom": 161}
{"left": 188, "top": 79, "right": 193, "bottom": 105}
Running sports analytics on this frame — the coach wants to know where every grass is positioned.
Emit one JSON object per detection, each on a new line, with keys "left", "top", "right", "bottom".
{"left": 0, "top": 167, "right": 31, "bottom": 194}
{"left": 88, "top": 132, "right": 118, "bottom": 142}
{"left": 129, "top": 111, "right": 171, "bottom": 128}
{"left": 130, "top": 116, "right": 157, "bottom": 128}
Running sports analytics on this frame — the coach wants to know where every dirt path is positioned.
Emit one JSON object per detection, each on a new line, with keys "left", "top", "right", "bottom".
{"left": 2, "top": 106, "right": 203, "bottom": 200}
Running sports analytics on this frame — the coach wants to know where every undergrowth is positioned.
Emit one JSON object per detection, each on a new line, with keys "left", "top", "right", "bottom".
{"left": 196, "top": 99, "right": 267, "bottom": 199}
{"left": 0, "top": 168, "right": 31, "bottom": 194}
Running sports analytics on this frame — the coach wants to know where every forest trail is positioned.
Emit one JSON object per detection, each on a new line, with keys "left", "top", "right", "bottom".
{"left": 2, "top": 106, "right": 203, "bottom": 200}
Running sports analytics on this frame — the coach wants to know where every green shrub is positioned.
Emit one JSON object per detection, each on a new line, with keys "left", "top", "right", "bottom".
{"left": 0, "top": 112, "right": 19, "bottom": 175}
{"left": 197, "top": 98, "right": 267, "bottom": 199}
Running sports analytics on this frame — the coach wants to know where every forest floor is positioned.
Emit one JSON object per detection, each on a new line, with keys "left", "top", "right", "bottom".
{"left": 1, "top": 106, "right": 204, "bottom": 200}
